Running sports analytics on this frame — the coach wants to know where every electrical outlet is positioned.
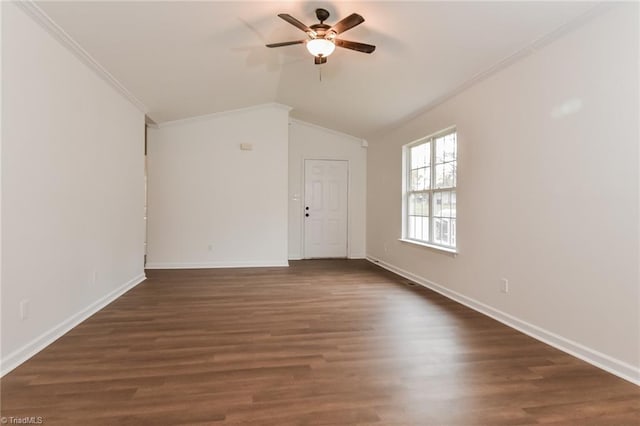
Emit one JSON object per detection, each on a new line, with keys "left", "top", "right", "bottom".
{"left": 20, "top": 299, "right": 30, "bottom": 320}
{"left": 500, "top": 278, "right": 509, "bottom": 294}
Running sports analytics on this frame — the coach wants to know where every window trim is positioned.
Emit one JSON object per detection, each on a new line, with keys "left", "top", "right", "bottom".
{"left": 398, "top": 238, "right": 458, "bottom": 255}
{"left": 402, "top": 127, "right": 457, "bottom": 251}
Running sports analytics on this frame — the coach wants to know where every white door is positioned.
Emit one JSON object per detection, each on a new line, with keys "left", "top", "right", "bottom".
{"left": 304, "top": 160, "right": 348, "bottom": 258}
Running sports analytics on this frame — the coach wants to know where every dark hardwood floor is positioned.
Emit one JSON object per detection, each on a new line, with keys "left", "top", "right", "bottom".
{"left": 1, "top": 260, "right": 638, "bottom": 425}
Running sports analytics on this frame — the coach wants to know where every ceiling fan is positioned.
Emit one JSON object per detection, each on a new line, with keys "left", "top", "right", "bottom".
{"left": 266, "top": 8, "right": 376, "bottom": 65}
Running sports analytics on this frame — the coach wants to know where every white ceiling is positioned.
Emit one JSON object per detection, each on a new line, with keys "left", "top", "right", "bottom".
{"left": 37, "top": 1, "right": 598, "bottom": 138}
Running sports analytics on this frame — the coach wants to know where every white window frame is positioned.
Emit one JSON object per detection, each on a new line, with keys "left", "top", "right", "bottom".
{"left": 401, "top": 127, "right": 457, "bottom": 253}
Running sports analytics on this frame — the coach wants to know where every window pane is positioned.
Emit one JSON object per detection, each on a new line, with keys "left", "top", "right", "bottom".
{"left": 408, "top": 193, "right": 425, "bottom": 216}
{"left": 450, "top": 191, "right": 456, "bottom": 218}
{"left": 435, "top": 137, "right": 445, "bottom": 164}
{"left": 411, "top": 143, "right": 428, "bottom": 169}
{"left": 410, "top": 168, "right": 430, "bottom": 191}
{"left": 414, "top": 215, "right": 422, "bottom": 239}
{"left": 418, "top": 193, "right": 428, "bottom": 215}
{"left": 435, "top": 164, "right": 445, "bottom": 188}
{"left": 425, "top": 142, "right": 431, "bottom": 166}
{"left": 408, "top": 216, "right": 416, "bottom": 239}
{"left": 421, "top": 216, "right": 430, "bottom": 241}
{"left": 442, "top": 191, "right": 451, "bottom": 217}
{"left": 444, "top": 133, "right": 456, "bottom": 162}
{"left": 444, "top": 162, "right": 456, "bottom": 188}
{"left": 433, "top": 218, "right": 451, "bottom": 246}
{"left": 411, "top": 167, "right": 429, "bottom": 191}
{"left": 408, "top": 215, "right": 430, "bottom": 242}
{"left": 433, "top": 192, "right": 442, "bottom": 216}
{"left": 418, "top": 167, "right": 427, "bottom": 190}
{"left": 433, "top": 218, "right": 441, "bottom": 243}
{"left": 443, "top": 219, "right": 450, "bottom": 245}
{"left": 450, "top": 219, "right": 456, "bottom": 247}
{"left": 437, "top": 134, "right": 454, "bottom": 158}
{"left": 434, "top": 191, "right": 455, "bottom": 219}
{"left": 435, "top": 162, "right": 455, "bottom": 189}
{"left": 424, "top": 166, "right": 431, "bottom": 189}
{"left": 410, "top": 144, "right": 420, "bottom": 169}
{"left": 436, "top": 134, "right": 456, "bottom": 163}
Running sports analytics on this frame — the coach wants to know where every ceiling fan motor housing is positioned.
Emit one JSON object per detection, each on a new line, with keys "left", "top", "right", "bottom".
{"left": 315, "top": 8, "right": 330, "bottom": 23}
{"left": 309, "top": 24, "right": 332, "bottom": 40}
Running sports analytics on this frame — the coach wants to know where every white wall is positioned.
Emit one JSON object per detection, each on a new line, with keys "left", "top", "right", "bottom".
{"left": 146, "top": 104, "right": 290, "bottom": 268}
{"left": 367, "top": 4, "right": 639, "bottom": 382}
{"left": 1, "top": 3, "right": 146, "bottom": 374}
{"left": 288, "top": 120, "right": 367, "bottom": 259}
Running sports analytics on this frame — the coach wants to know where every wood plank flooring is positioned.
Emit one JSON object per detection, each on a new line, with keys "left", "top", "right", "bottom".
{"left": 1, "top": 260, "right": 639, "bottom": 425}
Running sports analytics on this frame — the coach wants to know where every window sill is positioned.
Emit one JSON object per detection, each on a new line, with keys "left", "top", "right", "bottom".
{"left": 398, "top": 238, "right": 458, "bottom": 256}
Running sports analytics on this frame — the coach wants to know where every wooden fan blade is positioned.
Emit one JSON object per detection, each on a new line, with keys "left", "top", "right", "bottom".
{"left": 314, "top": 56, "right": 327, "bottom": 65}
{"left": 334, "top": 39, "right": 376, "bottom": 54}
{"left": 277, "top": 14, "right": 312, "bottom": 34}
{"left": 266, "top": 40, "right": 305, "bottom": 48}
{"left": 329, "top": 13, "right": 364, "bottom": 34}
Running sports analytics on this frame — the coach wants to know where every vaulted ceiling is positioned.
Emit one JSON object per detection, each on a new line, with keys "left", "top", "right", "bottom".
{"left": 37, "top": 1, "right": 598, "bottom": 138}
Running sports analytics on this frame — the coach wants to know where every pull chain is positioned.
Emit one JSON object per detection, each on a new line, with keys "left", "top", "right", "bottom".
{"left": 319, "top": 65, "right": 322, "bottom": 82}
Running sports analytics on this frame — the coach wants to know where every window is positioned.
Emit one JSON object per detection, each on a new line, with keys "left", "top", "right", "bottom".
{"left": 403, "top": 128, "right": 457, "bottom": 249}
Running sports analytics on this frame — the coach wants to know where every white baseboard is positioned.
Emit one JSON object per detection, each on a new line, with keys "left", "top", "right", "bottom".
{"left": 0, "top": 273, "right": 146, "bottom": 377}
{"left": 288, "top": 257, "right": 365, "bottom": 261}
{"left": 145, "top": 261, "right": 289, "bottom": 269}
{"left": 366, "top": 255, "right": 640, "bottom": 386}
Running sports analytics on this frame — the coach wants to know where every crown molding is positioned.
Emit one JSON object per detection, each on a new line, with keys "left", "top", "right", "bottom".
{"left": 156, "top": 102, "right": 293, "bottom": 128}
{"left": 289, "top": 118, "right": 366, "bottom": 146}
{"left": 383, "top": 2, "right": 617, "bottom": 137}
{"left": 16, "top": 0, "right": 148, "bottom": 114}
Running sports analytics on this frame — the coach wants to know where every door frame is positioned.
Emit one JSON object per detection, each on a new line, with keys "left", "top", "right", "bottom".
{"left": 302, "top": 158, "right": 350, "bottom": 259}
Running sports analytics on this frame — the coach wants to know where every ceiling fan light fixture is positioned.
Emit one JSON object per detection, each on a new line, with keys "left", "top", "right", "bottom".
{"left": 267, "top": 9, "right": 375, "bottom": 65}
{"left": 306, "top": 38, "right": 335, "bottom": 57}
